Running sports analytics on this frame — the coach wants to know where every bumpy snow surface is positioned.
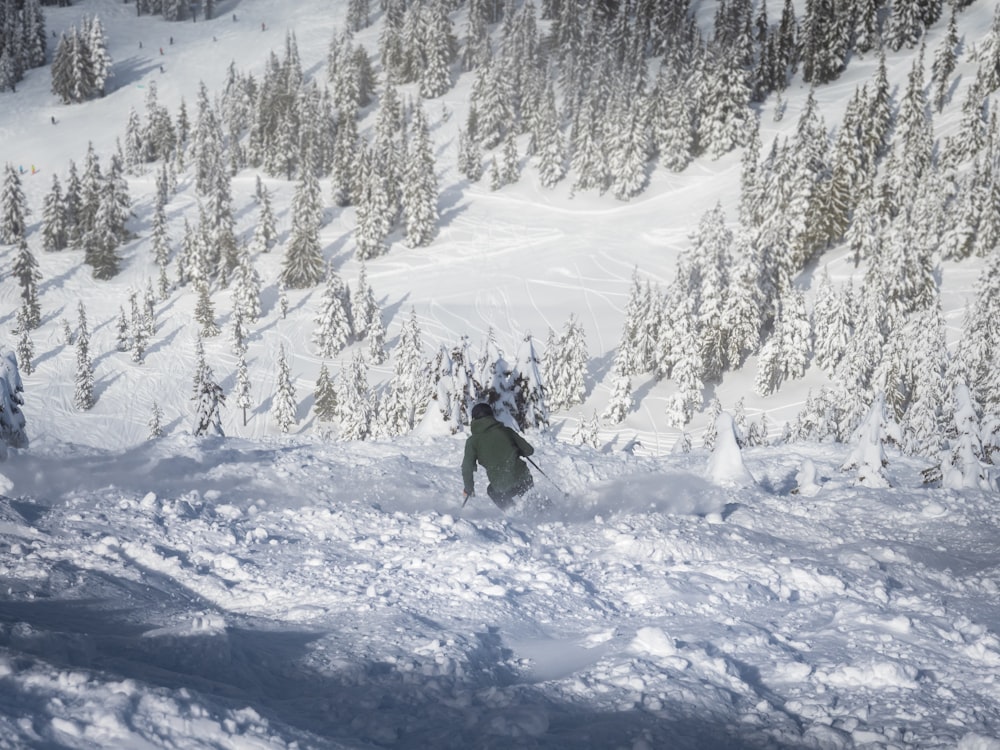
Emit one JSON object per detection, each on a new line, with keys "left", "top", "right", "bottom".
{"left": 2, "top": 436, "right": 1000, "bottom": 749}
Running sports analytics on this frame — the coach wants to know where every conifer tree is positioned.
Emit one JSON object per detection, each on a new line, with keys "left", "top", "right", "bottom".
{"left": 336, "top": 351, "right": 373, "bottom": 440}
{"left": 272, "top": 345, "right": 298, "bottom": 433}
{"left": 193, "top": 367, "right": 226, "bottom": 437}
{"left": 545, "top": 315, "right": 588, "bottom": 412}
{"left": 41, "top": 175, "right": 68, "bottom": 252}
{"left": 313, "top": 264, "right": 354, "bottom": 358}
{"left": 151, "top": 199, "right": 171, "bottom": 298}
{"left": 233, "top": 244, "right": 262, "bottom": 324}
{"left": 14, "top": 308, "right": 34, "bottom": 376}
{"left": 314, "top": 362, "right": 338, "bottom": 422}
{"left": 602, "top": 348, "right": 633, "bottom": 425}
{"left": 841, "top": 392, "right": 899, "bottom": 488}
{"left": 532, "top": 83, "right": 565, "bottom": 188}
{"left": 936, "top": 383, "right": 997, "bottom": 491}
{"left": 281, "top": 163, "right": 326, "bottom": 288}
{"left": 1, "top": 162, "right": 28, "bottom": 244}
{"left": 235, "top": 349, "right": 253, "bottom": 427}
{"left": 12, "top": 236, "right": 41, "bottom": 330}
{"left": 885, "top": 0, "right": 925, "bottom": 52}
{"left": 665, "top": 299, "right": 704, "bottom": 427}
{"left": 253, "top": 185, "right": 278, "bottom": 251}
{"left": 367, "top": 314, "right": 388, "bottom": 366}
{"left": 149, "top": 402, "right": 164, "bottom": 439}
{"left": 194, "top": 280, "right": 220, "bottom": 337}
{"left": 379, "top": 307, "right": 426, "bottom": 435}
{"left": 74, "top": 302, "right": 94, "bottom": 411}
{"left": 419, "top": 0, "right": 454, "bottom": 99}
{"left": 700, "top": 47, "right": 751, "bottom": 158}
{"left": 401, "top": 105, "right": 439, "bottom": 248}
{"left": 932, "top": 5, "right": 959, "bottom": 112}
{"left": 515, "top": 332, "right": 549, "bottom": 431}
{"left": 458, "top": 125, "right": 484, "bottom": 182}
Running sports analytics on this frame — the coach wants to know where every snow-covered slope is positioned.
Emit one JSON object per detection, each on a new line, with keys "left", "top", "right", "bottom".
{"left": 2, "top": 437, "right": 1000, "bottom": 748}
{"left": 2, "top": 0, "right": 1000, "bottom": 747}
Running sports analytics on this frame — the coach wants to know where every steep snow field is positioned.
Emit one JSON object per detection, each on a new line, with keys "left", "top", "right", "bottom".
{"left": 1, "top": 0, "right": 1000, "bottom": 747}
{"left": 2, "top": 436, "right": 1000, "bottom": 749}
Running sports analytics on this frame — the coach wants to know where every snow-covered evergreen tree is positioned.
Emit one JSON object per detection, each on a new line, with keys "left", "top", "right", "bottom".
{"left": 281, "top": 164, "right": 326, "bottom": 288}
{"left": 41, "top": 174, "right": 68, "bottom": 252}
{"left": 545, "top": 315, "right": 588, "bottom": 412}
{"left": 194, "top": 280, "right": 220, "bottom": 337}
{"left": 314, "top": 362, "right": 338, "bottom": 423}
{"left": 841, "top": 392, "right": 901, "bottom": 488}
{"left": 193, "top": 367, "right": 225, "bottom": 437}
{"left": 401, "top": 104, "right": 439, "bottom": 248}
{"left": 14, "top": 308, "right": 34, "bottom": 377}
{"left": 515, "top": 333, "right": 549, "bottom": 431}
{"left": 336, "top": 351, "right": 373, "bottom": 440}
{"left": 379, "top": 307, "right": 426, "bottom": 436}
{"left": 12, "top": 236, "right": 41, "bottom": 330}
{"left": 1, "top": 162, "right": 28, "bottom": 244}
{"left": 148, "top": 401, "right": 164, "bottom": 439}
{"left": 74, "top": 302, "right": 94, "bottom": 411}
{"left": 313, "top": 264, "right": 354, "bottom": 358}
{"left": 271, "top": 345, "right": 298, "bottom": 433}
{"left": 602, "top": 348, "right": 633, "bottom": 425}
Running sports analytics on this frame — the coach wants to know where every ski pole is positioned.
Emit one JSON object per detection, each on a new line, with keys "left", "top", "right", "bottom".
{"left": 525, "top": 456, "right": 568, "bottom": 497}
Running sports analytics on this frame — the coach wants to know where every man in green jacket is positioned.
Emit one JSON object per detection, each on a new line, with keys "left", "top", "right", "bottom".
{"left": 462, "top": 403, "right": 534, "bottom": 509}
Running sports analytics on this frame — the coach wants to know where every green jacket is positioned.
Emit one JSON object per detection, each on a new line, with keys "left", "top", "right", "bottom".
{"left": 462, "top": 416, "right": 534, "bottom": 496}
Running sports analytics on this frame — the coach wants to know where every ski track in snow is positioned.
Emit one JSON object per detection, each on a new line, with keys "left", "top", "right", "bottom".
{"left": 3, "top": 438, "right": 1000, "bottom": 749}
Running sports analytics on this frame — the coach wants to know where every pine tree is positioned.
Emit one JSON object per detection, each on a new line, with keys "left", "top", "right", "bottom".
{"left": 253, "top": 185, "right": 278, "bottom": 251}
{"left": 233, "top": 244, "right": 262, "bottom": 323}
{"left": 700, "top": 47, "right": 752, "bottom": 158}
{"left": 812, "top": 270, "right": 853, "bottom": 377}
{"left": 12, "top": 236, "right": 41, "bottom": 330}
{"left": 314, "top": 362, "right": 338, "bottom": 422}
{"left": 41, "top": 174, "right": 68, "bottom": 252}
{"left": 885, "top": 0, "right": 924, "bottom": 52}
{"left": 14, "top": 307, "right": 34, "bottom": 376}
{"left": 74, "top": 302, "right": 95, "bottom": 410}
{"left": 313, "top": 264, "right": 354, "bottom": 358}
{"left": 419, "top": 0, "right": 454, "bottom": 99}
{"left": 401, "top": 105, "right": 439, "bottom": 248}
{"left": 602, "top": 348, "right": 633, "bottom": 425}
{"left": 272, "top": 345, "right": 298, "bottom": 433}
{"left": 367, "top": 314, "right": 388, "bottom": 365}
{"left": 932, "top": 5, "right": 959, "bottom": 112}
{"left": 545, "top": 315, "right": 588, "bottom": 412}
{"left": 532, "top": 83, "right": 566, "bottom": 188}
{"left": 281, "top": 165, "right": 326, "bottom": 288}
{"left": 336, "top": 351, "right": 373, "bottom": 440}
{"left": 841, "top": 392, "right": 900, "bottom": 488}
{"left": 149, "top": 401, "right": 164, "bottom": 439}
{"left": 379, "top": 307, "right": 426, "bottom": 435}
{"left": 151, "top": 199, "right": 171, "bottom": 298}
{"left": 515, "top": 332, "right": 549, "bottom": 431}
{"left": 193, "top": 367, "right": 226, "bottom": 437}
{"left": 235, "top": 348, "right": 253, "bottom": 427}
{"left": 666, "top": 300, "right": 704, "bottom": 427}
{"left": 1, "top": 162, "right": 29, "bottom": 244}
{"left": 194, "top": 280, "right": 220, "bottom": 337}
{"left": 0, "top": 349, "right": 28, "bottom": 459}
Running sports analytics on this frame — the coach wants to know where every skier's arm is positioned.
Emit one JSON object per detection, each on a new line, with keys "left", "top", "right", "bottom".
{"left": 461, "top": 439, "right": 478, "bottom": 495}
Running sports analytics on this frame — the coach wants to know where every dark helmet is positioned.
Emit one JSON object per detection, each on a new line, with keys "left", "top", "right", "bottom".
{"left": 471, "top": 402, "right": 493, "bottom": 420}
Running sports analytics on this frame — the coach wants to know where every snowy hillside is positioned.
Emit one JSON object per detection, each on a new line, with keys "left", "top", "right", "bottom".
{"left": 1, "top": 0, "right": 1000, "bottom": 747}
{"left": 2, "top": 437, "right": 1000, "bottom": 748}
